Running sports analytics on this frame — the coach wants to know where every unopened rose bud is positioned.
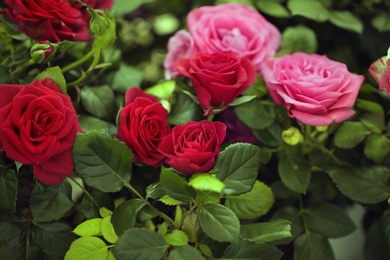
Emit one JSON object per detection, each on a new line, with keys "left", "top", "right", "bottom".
{"left": 88, "top": 8, "right": 116, "bottom": 49}
{"left": 30, "top": 41, "right": 58, "bottom": 64}
{"left": 282, "top": 127, "right": 303, "bottom": 146}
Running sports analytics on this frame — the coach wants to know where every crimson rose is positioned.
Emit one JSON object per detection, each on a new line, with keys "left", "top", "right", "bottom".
{"left": 2, "top": 0, "right": 91, "bottom": 42}
{"left": 175, "top": 52, "right": 256, "bottom": 116}
{"left": 0, "top": 79, "right": 82, "bottom": 185}
{"left": 117, "top": 87, "right": 171, "bottom": 167}
{"left": 158, "top": 120, "right": 226, "bottom": 175}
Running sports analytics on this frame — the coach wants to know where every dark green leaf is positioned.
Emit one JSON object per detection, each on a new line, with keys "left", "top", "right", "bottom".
{"left": 225, "top": 181, "right": 275, "bottom": 219}
{"left": 278, "top": 150, "right": 311, "bottom": 194}
{"left": 240, "top": 219, "right": 291, "bottom": 243}
{"left": 111, "top": 199, "right": 147, "bottom": 236}
{"left": 329, "top": 11, "right": 363, "bottom": 33}
{"left": 326, "top": 166, "right": 390, "bottom": 203}
{"left": 78, "top": 115, "right": 117, "bottom": 136}
{"left": 360, "top": 113, "right": 386, "bottom": 134}
{"left": 65, "top": 237, "right": 109, "bottom": 260}
{"left": 30, "top": 181, "right": 73, "bottom": 222}
{"left": 294, "top": 233, "right": 335, "bottom": 260}
{"left": 182, "top": 213, "right": 199, "bottom": 243}
{"left": 366, "top": 220, "right": 390, "bottom": 260}
{"left": 272, "top": 207, "right": 304, "bottom": 244}
{"left": 234, "top": 99, "right": 275, "bottom": 130}
{"left": 355, "top": 99, "right": 385, "bottom": 117}
{"left": 160, "top": 167, "right": 195, "bottom": 202}
{"left": 0, "top": 221, "right": 21, "bottom": 241}
{"left": 279, "top": 25, "right": 317, "bottom": 54}
{"left": 198, "top": 203, "right": 240, "bottom": 242}
{"left": 222, "top": 240, "right": 283, "bottom": 260}
{"left": 380, "top": 209, "right": 390, "bottom": 244}
{"left": 364, "top": 134, "right": 390, "bottom": 163}
{"left": 146, "top": 182, "right": 165, "bottom": 200}
{"left": 256, "top": 1, "right": 290, "bottom": 18}
{"left": 105, "top": 62, "right": 143, "bottom": 92}
{"left": 168, "top": 92, "right": 203, "bottom": 125}
{"left": 305, "top": 202, "right": 356, "bottom": 238}
{"left": 7, "top": 243, "right": 43, "bottom": 260}
{"left": 73, "top": 132, "right": 133, "bottom": 193}
{"left": 112, "top": 228, "right": 168, "bottom": 260}
{"left": 371, "top": 11, "right": 390, "bottom": 32}
{"left": 168, "top": 245, "right": 205, "bottom": 260}
{"left": 333, "top": 121, "right": 370, "bottom": 148}
{"left": 0, "top": 169, "right": 17, "bottom": 212}
{"left": 81, "top": 189, "right": 115, "bottom": 219}
{"left": 80, "top": 85, "right": 116, "bottom": 120}
{"left": 252, "top": 122, "right": 283, "bottom": 147}
{"left": 287, "top": 0, "right": 329, "bottom": 22}
{"left": 215, "top": 143, "right": 262, "bottom": 195}
{"left": 31, "top": 222, "right": 76, "bottom": 255}
{"left": 34, "top": 66, "right": 67, "bottom": 94}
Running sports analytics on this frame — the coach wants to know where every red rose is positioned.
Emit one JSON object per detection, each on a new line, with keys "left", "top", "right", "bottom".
{"left": 117, "top": 87, "right": 171, "bottom": 167}
{"left": 158, "top": 120, "right": 226, "bottom": 175}
{"left": 2, "top": 0, "right": 91, "bottom": 42}
{"left": 0, "top": 79, "right": 82, "bottom": 185}
{"left": 175, "top": 52, "right": 256, "bottom": 116}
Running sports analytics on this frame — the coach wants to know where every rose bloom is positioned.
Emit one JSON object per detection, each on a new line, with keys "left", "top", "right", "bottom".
{"left": 187, "top": 3, "right": 281, "bottom": 73}
{"left": 369, "top": 55, "right": 390, "bottom": 97}
{"left": 261, "top": 52, "right": 364, "bottom": 126}
{"left": 158, "top": 120, "right": 226, "bottom": 175}
{"left": 117, "top": 87, "right": 171, "bottom": 167}
{"left": 164, "top": 30, "right": 198, "bottom": 79}
{"left": 175, "top": 52, "right": 256, "bottom": 116}
{"left": 2, "top": 0, "right": 91, "bottom": 42}
{"left": 0, "top": 79, "right": 82, "bottom": 185}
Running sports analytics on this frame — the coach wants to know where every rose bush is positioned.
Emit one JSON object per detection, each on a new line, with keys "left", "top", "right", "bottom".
{"left": 186, "top": 3, "right": 281, "bottom": 73}
{"left": 158, "top": 120, "right": 226, "bottom": 175}
{"left": 2, "top": 0, "right": 91, "bottom": 42}
{"left": 175, "top": 52, "right": 256, "bottom": 115}
{"left": 0, "top": 78, "right": 81, "bottom": 185}
{"left": 117, "top": 87, "right": 171, "bottom": 167}
{"left": 261, "top": 52, "right": 364, "bottom": 126}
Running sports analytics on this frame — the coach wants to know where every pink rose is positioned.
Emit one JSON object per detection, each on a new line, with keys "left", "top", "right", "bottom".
{"left": 261, "top": 52, "right": 364, "bottom": 126}
{"left": 369, "top": 54, "right": 390, "bottom": 97}
{"left": 187, "top": 3, "right": 281, "bottom": 73}
{"left": 158, "top": 120, "right": 226, "bottom": 175}
{"left": 117, "top": 87, "right": 171, "bottom": 167}
{"left": 164, "top": 30, "right": 198, "bottom": 79}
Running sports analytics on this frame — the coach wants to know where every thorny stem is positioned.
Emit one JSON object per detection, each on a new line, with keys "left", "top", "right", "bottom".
{"left": 67, "top": 175, "right": 99, "bottom": 208}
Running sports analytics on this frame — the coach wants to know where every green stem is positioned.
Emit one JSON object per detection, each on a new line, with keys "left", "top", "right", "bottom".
{"left": 13, "top": 59, "right": 35, "bottom": 76}
{"left": 298, "top": 196, "right": 310, "bottom": 236}
{"left": 318, "top": 144, "right": 342, "bottom": 164}
{"left": 67, "top": 175, "right": 99, "bottom": 208}
{"left": 61, "top": 48, "right": 95, "bottom": 73}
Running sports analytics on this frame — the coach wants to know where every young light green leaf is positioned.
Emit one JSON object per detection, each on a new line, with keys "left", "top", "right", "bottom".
{"left": 73, "top": 218, "right": 102, "bottom": 237}
{"left": 159, "top": 194, "right": 183, "bottom": 206}
{"left": 225, "top": 181, "right": 275, "bottom": 219}
{"left": 240, "top": 219, "right": 291, "bottom": 243}
{"left": 256, "top": 1, "right": 290, "bottom": 18}
{"left": 215, "top": 143, "right": 262, "bottom": 195}
{"left": 111, "top": 199, "right": 147, "bottom": 236}
{"left": 198, "top": 203, "right": 240, "bottom": 242}
{"left": 99, "top": 207, "right": 112, "bottom": 218}
{"left": 193, "top": 190, "right": 221, "bottom": 205}
{"left": 234, "top": 99, "right": 275, "bottom": 130}
{"left": 222, "top": 240, "right": 283, "bottom": 260}
{"left": 73, "top": 132, "right": 133, "bottom": 193}
{"left": 355, "top": 99, "right": 385, "bottom": 117}
{"left": 160, "top": 167, "right": 195, "bottom": 202}
{"left": 278, "top": 150, "right": 311, "bottom": 194}
{"left": 65, "top": 237, "right": 109, "bottom": 260}
{"left": 112, "top": 228, "right": 169, "bottom": 260}
{"left": 371, "top": 11, "right": 390, "bottom": 32}
{"left": 164, "top": 230, "right": 189, "bottom": 246}
{"left": 35, "top": 66, "right": 67, "bottom": 94}
{"left": 0, "top": 169, "right": 17, "bottom": 212}
{"left": 287, "top": 0, "right": 329, "bottom": 22}
{"left": 188, "top": 173, "right": 225, "bottom": 193}
{"left": 110, "top": 0, "right": 154, "bottom": 17}
{"left": 329, "top": 11, "right": 363, "bottom": 33}
{"left": 30, "top": 181, "right": 73, "bottom": 222}
{"left": 101, "top": 215, "right": 118, "bottom": 243}
{"left": 334, "top": 121, "right": 370, "bottom": 148}
{"left": 146, "top": 80, "right": 175, "bottom": 99}
{"left": 80, "top": 85, "right": 116, "bottom": 120}
{"left": 294, "top": 233, "right": 335, "bottom": 260}
{"left": 305, "top": 202, "right": 356, "bottom": 238}
{"left": 364, "top": 134, "right": 390, "bottom": 163}
{"left": 228, "top": 95, "right": 257, "bottom": 107}
{"left": 168, "top": 245, "right": 205, "bottom": 260}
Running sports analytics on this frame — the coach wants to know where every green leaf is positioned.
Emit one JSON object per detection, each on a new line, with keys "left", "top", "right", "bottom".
{"left": 65, "top": 237, "right": 109, "bottom": 260}
{"left": 73, "top": 132, "right": 133, "bottom": 193}
{"left": 355, "top": 99, "right": 385, "bottom": 117}
{"left": 272, "top": 207, "right": 304, "bottom": 244}
{"left": 234, "top": 99, "right": 275, "bottom": 130}
{"left": 294, "top": 233, "right": 335, "bottom": 260}
{"left": 0, "top": 169, "right": 17, "bottom": 212}
{"left": 30, "top": 181, "right": 73, "bottom": 222}
{"left": 194, "top": 190, "right": 221, "bottom": 205}
{"left": 73, "top": 218, "right": 102, "bottom": 237}
{"left": 81, "top": 85, "right": 116, "bottom": 120}
{"left": 256, "top": 1, "right": 290, "bottom": 18}
{"left": 110, "top": 0, "right": 155, "bottom": 17}
{"left": 168, "top": 92, "right": 203, "bottom": 125}
{"left": 182, "top": 213, "right": 199, "bottom": 243}
{"left": 225, "top": 181, "right": 275, "bottom": 219}
{"left": 188, "top": 173, "right": 225, "bottom": 193}
{"left": 326, "top": 166, "right": 390, "bottom": 203}
{"left": 7, "top": 242, "right": 43, "bottom": 260}
{"left": 278, "top": 150, "right": 311, "bottom": 194}
{"left": 0, "top": 221, "right": 21, "bottom": 241}
{"left": 222, "top": 240, "right": 283, "bottom": 260}
{"left": 160, "top": 167, "right": 195, "bottom": 202}
{"left": 371, "top": 11, "right": 390, "bottom": 32}
{"left": 146, "top": 80, "right": 175, "bottom": 99}
{"left": 228, "top": 95, "right": 257, "bottom": 107}
{"left": 329, "top": 11, "right": 363, "bottom": 33}
{"left": 198, "top": 203, "right": 240, "bottom": 242}
{"left": 380, "top": 209, "right": 390, "bottom": 244}
{"left": 101, "top": 215, "right": 118, "bottom": 243}
{"left": 364, "top": 134, "right": 390, "bottom": 163}
{"left": 252, "top": 122, "right": 283, "bottom": 147}
{"left": 215, "top": 143, "right": 262, "bottom": 195}
{"left": 146, "top": 182, "right": 165, "bottom": 200}
{"left": 78, "top": 115, "right": 117, "bottom": 136}
{"left": 287, "top": 0, "right": 329, "bottom": 22}
{"left": 240, "top": 219, "right": 292, "bottom": 243}
{"left": 168, "top": 245, "right": 205, "bottom": 260}
{"left": 164, "top": 230, "right": 189, "bottom": 246}
{"left": 333, "top": 121, "right": 370, "bottom": 148}
{"left": 31, "top": 222, "right": 76, "bottom": 255}
{"left": 305, "top": 202, "right": 356, "bottom": 238}
{"left": 105, "top": 62, "right": 143, "bottom": 93}
{"left": 34, "top": 66, "right": 67, "bottom": 94}
{"left": 360, "top": 113, "right": 386, "bottom": 134}
{"left": 159, "top": 194, "right": 183, "bottom": 206}
{"left": 112, "top": 228, "right": 169, "bottom": 260}
{"left": 111, "top": 199, "right": 146, "bottom": 236}
{"left": 81, "top": 189, "right": 115, "bottom": 219}
{"left": 279, "top": 25, "right": 317, "bottom": 54}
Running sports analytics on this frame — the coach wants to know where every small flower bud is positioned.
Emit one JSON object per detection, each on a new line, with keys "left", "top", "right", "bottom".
{"left": 282, "top": 127, "right": 303, "bottom": 146}
{"left": 30, "top": 41, "right": 57, "bottom": 64}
